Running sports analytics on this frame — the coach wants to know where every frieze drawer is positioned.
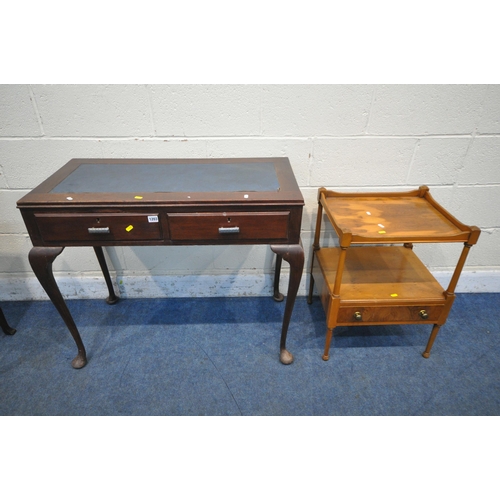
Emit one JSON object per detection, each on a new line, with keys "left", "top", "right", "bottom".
{"left": 168, "top": 211, "right": 290, "bottom": 242}
{"left": 34, "top": 213, "right": 162, "bottom": 244}
{"left": 337, "top": 305, "right": 444, "bottom": 325}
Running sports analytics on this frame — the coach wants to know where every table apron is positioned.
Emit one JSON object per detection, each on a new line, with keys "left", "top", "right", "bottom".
{"left": 22, "top": 206, "right": 302, "bottom": 247}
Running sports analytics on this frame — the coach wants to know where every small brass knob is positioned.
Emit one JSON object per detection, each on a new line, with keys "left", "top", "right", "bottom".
{"left": 419, "top": 310, "right": 428, "bottom": 319}
{"left": 354, "top": 311, "right": 362, "bottom": 321}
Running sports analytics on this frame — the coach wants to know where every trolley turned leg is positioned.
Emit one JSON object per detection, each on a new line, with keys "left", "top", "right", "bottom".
{"left": 322, "top": 327, "right": 334, "bottom": 361}
{"left": 422, "top": 324, "right": 441, "bottom": 358}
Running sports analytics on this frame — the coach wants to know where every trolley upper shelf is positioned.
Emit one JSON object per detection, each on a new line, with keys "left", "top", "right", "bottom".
{"left": 319, "top": 185, "right": 480, "bottom": 245}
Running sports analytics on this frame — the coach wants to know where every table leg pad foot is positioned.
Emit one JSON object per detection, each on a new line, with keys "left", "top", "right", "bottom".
{"left": 280, "top": 349, "right": 294, "bottom": 365}
{"left": 71, "top": 354, "right": 88, "bottom": 369}
{"left": 422, "top": 352, "right": 430, "bottom": 359}
{"left": 273, "top": 292, "right": 284, "bottom": 302}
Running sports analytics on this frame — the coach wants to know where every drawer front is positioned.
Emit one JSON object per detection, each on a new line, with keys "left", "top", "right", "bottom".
{"left": 168, "top": 211, "right": 290, "bottom": 242}
{"left": 34, "top": 213, "right": 162, "bottom": 243}
{"left": 337, "top": 305, "right": 444, "bottom": 325}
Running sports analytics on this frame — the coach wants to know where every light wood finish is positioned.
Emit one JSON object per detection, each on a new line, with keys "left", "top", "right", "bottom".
{"left": 320, "top": 186, "right": 477, "bottom": 245}
{"left": 308, "top": 185, "right": 480, "bottom": 361}
{"left": 315, "top": 247, "right": 444, "bottom": 304}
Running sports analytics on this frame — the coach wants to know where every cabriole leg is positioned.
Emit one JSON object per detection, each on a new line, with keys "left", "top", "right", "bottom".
{"left": 0, "top": 307, "right": 16, "bottom": 335}
{"left": 94, "top": 246, "right": 119, "bottom": 304}
{"left": 307, "top": 275, "right": 315, "bottom": 305}
{"left": 29, "top": 247, "right": 87, "bottom": 369}
{"left": 270, "top": 242, "right": 305, "bottom": 365}
{"left": 272, "top": 253, "right": 284, "bottom": 302}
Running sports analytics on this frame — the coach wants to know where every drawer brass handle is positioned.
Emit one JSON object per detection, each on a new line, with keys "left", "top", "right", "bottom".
{"left": 354, "top": 311, "right": 362, "bottom": 321}
{"left": 419, "top": 310, "right": 428, "bottom": 319}
{"left": 219, "top": 227, "right": 240, "bottom": 234}
{"left": 88, "top": 227, "right": 110, "bottom": 234}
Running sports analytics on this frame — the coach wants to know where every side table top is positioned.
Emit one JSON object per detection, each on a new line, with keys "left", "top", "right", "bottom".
{"left": 17, "top": 157, "right": 304, "bottom": 207}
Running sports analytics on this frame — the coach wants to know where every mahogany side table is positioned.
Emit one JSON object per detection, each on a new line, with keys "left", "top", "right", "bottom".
{"left": 17, "top": 158, "right": 304, "bottom": 368}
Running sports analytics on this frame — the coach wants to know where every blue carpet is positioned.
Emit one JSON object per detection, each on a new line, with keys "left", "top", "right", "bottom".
{"left": 1, "top": 294, "right": 499, "bottom": 415}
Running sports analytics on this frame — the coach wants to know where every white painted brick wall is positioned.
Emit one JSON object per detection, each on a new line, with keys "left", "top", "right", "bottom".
{"left": 1, "top": 84, "right": 499, "bottom": 300}
{"left": 367, "top": 85, "right": 487, "bottom": 135}
{"left": 34, "top": 85, "right": 153, "bottom": 137}
{"left": 310, "top": 137, "right": 417, "bottom": 186}
{"left": 260, "top": 85, "right": 373, "bottom": 136}
{"left": 150, "top": 85, "right": 262, "bottom": 136}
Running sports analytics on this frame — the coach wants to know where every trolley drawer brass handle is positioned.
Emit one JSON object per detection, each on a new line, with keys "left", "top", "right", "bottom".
{"left": 354, "top": 311, "right": 362, "bottom": 321}
{"left": 88, "top": 227, "right": 110, "bottom": 234}
{"left": 218, "top": 227, "right": 240, "bottom": 234}
{"left": 419, "top": 309, "right": 429, "bottom": 319}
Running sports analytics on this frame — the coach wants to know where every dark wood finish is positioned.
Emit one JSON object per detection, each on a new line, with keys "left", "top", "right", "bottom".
{"left": 308, "top": 186, "right": 480, "bottom": 361}
{"left": 270, "top": 243, "right": 305, "bottom": 365}
{"left": 34, "top": 212, "right": 163, "bottom": 244}
{"left": 1, "top": 306, "right": 16, "bottom": 335}
{"left": 273, "top": 254, "right": 284, "bottom": 302}
{"left": 28, "top": 247, "right": 87, "bottom": 368}
{"left": 168, "top": 211, "right": 290, "bottom": 242}
{"left": 19, "top": 157, "right": 303, "bottom": 206}
{"left": 93, "top": 247, "right": 119, "bottom": 305}
{"left": 17, "top": 158, "right": 304, "bottom": 368}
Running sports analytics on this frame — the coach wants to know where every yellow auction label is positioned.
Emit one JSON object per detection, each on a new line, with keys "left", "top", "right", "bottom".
{"left": 390, "top": 293, "right": 398, "bottom": 297}
{"left": 126, "top": 225, "right": 134, "bottom": 232}
{"left": 134, "top": 195, "right": 143, "bottom": 200}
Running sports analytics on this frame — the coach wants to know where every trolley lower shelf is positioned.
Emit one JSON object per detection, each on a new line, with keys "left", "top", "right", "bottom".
{"left": 311, "top": 245, "right": 455, "bottom": 360}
